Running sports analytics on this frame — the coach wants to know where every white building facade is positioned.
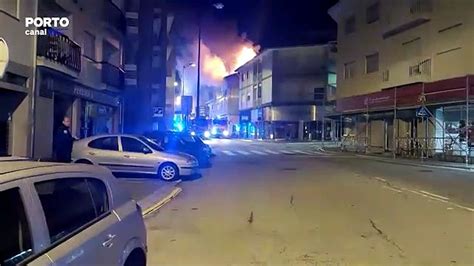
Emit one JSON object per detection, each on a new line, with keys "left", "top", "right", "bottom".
{"left": 237, "top": 45, "right": 335, "bottom": 140}
{"left": 329, "top": 0, "right": 474, "bottom": 161}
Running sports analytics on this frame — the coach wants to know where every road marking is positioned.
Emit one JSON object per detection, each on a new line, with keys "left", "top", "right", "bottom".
{"left": 280, "top": 150, "right": 294, "bottom": 155}
{"left": 263, "top": 149, "right": 279, "bottom": 154}
{"left": 235, "top": 150, "right": 251, "bottom": 155}
{"left": 311, "top": 150, "right": 327, "bottom": 155}
{"left": 374, "top": 177, "right": 387, "bottom": 183}
{"left": 291, "top": 150, "right": 311, "bottom": 155}
{"left": 406, "top": 189, "right": 450, "bottom": 203}
{"left": 383, "top": 186, "right": 402, "bottom": 193}
{"left": 419, "top": 190, "right": 450, "bottom": 201}
{"left": 222, "top": 150, "right": 236, "bottom": 156}
{"left": 250, "top": 150, "right": 267, "bottom": 155}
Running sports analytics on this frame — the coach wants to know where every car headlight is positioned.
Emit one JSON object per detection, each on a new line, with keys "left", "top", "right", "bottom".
{"left": 187, "top": 158, "right": 197, "bottom": 164}
{"left": 204, "top": 130, "right": 211, "bottom": 138}
{"left": 191, "top": 131, "right": 196, "bottom": 136}
{"left": 211, "top": 127, "right": 218, "bottom": 135}
{"left": 223, "top": 130, "right": 229, "bottom": 136}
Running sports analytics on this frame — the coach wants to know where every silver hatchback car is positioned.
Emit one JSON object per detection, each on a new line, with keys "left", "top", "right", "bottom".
{"left": 0, "top": 160, "right": 146, "bottom": 266}
{"left": 72, "top": 134, "right": 198, "bottom": 180}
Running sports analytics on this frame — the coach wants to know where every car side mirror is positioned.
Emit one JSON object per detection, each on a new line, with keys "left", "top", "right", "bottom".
{"left": 143, "top": 147, "right": 152, "bottom": 154}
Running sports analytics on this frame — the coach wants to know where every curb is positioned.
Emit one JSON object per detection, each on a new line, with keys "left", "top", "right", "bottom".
{"left": 355, "top": 154, "right": 474, "bottom": 172}
{"left": 140, "top": 180, "right": 183, "bottom": 217}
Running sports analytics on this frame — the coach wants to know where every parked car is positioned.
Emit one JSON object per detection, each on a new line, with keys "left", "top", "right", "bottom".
{"left": 0, "top": 159, "right": 146, "bottom": 266}
{"left": 72, "top": 134, "right": 198, "bottom": 180}
{"left": 144, "top": 131, "right": 213, "bottom": 166}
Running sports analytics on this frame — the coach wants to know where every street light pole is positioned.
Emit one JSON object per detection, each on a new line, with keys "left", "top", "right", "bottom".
{"left": 196, "top": 17, "right": 202, "bottom": 118}
{"left": 195, "top": 2, "right": 223, "bottom": 119}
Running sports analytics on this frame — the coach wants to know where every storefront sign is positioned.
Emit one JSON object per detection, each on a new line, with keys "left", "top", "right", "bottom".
{"left": 0, "top": 38, "right": 9, "bottom": 79}
{"left": 40, "top": 75, "right": 120, "bottom": 107}
{"left": 73, "top": 86, "right": 94, "bottom": 100}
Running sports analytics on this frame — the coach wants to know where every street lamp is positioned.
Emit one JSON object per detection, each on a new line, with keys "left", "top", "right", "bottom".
{"left": 196, "top": 2, "right": 224, "bottom": 118}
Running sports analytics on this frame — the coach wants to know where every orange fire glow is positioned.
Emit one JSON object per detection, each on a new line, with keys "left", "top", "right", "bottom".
{"left": 234, "top": 46, "right": 257, "bottom": 70}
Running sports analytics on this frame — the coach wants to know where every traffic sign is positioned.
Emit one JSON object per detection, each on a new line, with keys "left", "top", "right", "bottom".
{"left": 153, "top": 107, "right": 164, "bottom": 117}
{"left": 416, "top": 106, "right": 430, "bottom": 117}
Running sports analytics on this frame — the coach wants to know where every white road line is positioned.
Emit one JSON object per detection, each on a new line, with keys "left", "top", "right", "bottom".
{"left": 311, "top": 150, "right": 327, "bottom": 155}
{"left": 250, "top": 150, "right": 267, "bottom": 155}
{"left": 374, "top": 177, "right": 387, "bottom": 183}
{"left": 406, "top": 189, "right": 450, "bottom": 203}
{"left": 235, "top": 150, "right": 251, "bottom": 155}
{"left": 280, "top": 150, "right": 294, "bottom": 154}
{"left": 419, "top": 190, "right": 450, "bottom": 200}
{"left": 221, "top": 150, "right": 236, "bottom": 156}
{"left": 383, "top": 186, "right": 402, "bottom": 193}
{"left": 263, "top": 149, "right": 279, "bottom": 155}
{"left": 291, "top": 150, "right": 311, "bottom": 155}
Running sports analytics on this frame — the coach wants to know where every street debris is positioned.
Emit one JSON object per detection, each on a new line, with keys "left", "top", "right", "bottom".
{"left": 248, "top": 211, "right": 254, "bottom": 224}
{"left": 290, "top": 195, "right": 294, "bottom": 206}
{"left": 369, "top": 219, "right": 405, "bottom": 257}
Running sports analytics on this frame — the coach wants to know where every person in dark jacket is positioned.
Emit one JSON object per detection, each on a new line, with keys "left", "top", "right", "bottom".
{"left": 54, "top": 116, "right": 75, "bottom": 163}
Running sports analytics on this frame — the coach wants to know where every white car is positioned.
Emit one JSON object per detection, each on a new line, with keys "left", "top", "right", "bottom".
{"left": 0, "top": 159, "right": 146, "bottom": 266}
{"left": 72, "top": 134, "right": 198, "bottom": 180}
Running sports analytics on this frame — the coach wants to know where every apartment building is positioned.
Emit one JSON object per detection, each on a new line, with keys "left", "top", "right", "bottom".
{"left": 207, "top": 73, "right": 239, "bottom": 135}
{"left": 0, "top": 0, "right": 37, "bottom": 157}
{"left": 236, "top": 45, "right": 335, "bottom": 140}
{"left": 329, "top": 0, "right": 473, "bottom": 160}
{"left": 123, "top": 0, "right": 177, "bottom": 133}
{"left": 32, "top": 0, "right": 125, "bottom": 159}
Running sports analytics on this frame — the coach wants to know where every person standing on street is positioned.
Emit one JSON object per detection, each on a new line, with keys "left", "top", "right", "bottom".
{"left": 54, "top": 116, "right": 75, "bottom": 163}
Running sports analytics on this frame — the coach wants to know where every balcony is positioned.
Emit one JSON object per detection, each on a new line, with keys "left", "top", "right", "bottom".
{"left": 101, "top": 62, "right": 124, "bottom": 90}
{"left": 102, "top": 0, "right": 126, "bottom": 34}
{"left": 37, "top": 28, "right": 81, "bottom": 73}
{"left": 383, "top": 0, "right": 432, "bottom": 39}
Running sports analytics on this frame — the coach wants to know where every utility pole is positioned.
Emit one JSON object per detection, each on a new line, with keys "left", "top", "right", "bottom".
{"left": 196, "top": 16, "right": 202, "bottom": 118}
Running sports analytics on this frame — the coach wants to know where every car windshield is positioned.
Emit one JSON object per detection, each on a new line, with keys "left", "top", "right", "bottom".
{"left": 137, "top": 136, "right": 163, "bottom": 151}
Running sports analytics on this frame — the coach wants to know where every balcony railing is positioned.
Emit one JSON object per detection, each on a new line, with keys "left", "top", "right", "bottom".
{"left": 37, "top": 28, "right": 81, "bottom": 72}
{"left": 101, "top": 62, "right": 124, "bottom": 89}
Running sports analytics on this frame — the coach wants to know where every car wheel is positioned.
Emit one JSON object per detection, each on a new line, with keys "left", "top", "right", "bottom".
{"left": 158, "top": 163, "right": 179, "bottom": 181}
{"left": 124, "top": 249, "right": 146, "bottom": 266}
{"left": 75, "top": 159, "right": 93, "bottom": 164}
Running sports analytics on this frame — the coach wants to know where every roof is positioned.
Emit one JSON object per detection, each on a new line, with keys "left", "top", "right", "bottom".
{"left": 0, "top": 159, "right": 109, "bottom": 184}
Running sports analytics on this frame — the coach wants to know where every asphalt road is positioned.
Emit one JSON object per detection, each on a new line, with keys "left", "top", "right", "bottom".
{"left": 145, "top": 139, "right": 474, "bottom": 265}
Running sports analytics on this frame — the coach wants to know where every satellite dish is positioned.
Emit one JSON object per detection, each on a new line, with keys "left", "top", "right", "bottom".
{"left": 0, "top": 38, "right": 9, "bottom": 79}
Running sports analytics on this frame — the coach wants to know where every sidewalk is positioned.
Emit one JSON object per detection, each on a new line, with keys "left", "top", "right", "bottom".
{"left": 326, "top": 147, "right": 474, "bottom": 172}
{"left": 116, "top": 178, "right": 182, "bottom": 216}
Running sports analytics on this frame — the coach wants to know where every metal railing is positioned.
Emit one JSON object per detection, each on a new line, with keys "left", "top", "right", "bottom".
{"left": 37, "top": 28, "right": 81, "bottom": 72}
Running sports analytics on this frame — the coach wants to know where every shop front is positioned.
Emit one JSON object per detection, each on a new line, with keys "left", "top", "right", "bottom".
{"left": 34, "top": 72, "right": 122, "bottom": 159}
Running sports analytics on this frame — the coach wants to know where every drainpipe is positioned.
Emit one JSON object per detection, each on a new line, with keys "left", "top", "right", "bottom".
{"left": 29, "top": 0, "right": 39, "bottom": 159}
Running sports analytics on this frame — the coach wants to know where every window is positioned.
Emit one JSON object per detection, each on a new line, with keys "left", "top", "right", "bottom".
{"left": 0, "top": 188, "right": 33, "bottom": 265}
{"left": 35, "top": 178, "right": 109, "bottom": 243}
{"left": 122, "top": 137, "right": 150, "bottom": 153}
{"left": 257, "top": 83, "right": 262, "bottom": 98}
{"left": 344, "top": 61, "right": 355, "bottom": 79}
{"left": 88, "top": 137, "right": 119, "bottom": 151}
{"left": 247, "top": 93, "right": 251, "bottom": 101}
{"left": 0, "top": 0, "right": 19, "bottom": 18}
{"left": 314, "top": 87, "right": 325, "bottom": 101}
{"left": 83, "top": 31, "right": 96, "bottom": 60}
{"left": 344, "top": 16, "right": 356, "bottom": 34}
{"left": 366, "top": 53, "right": 379, "bottom": 73}
{"left": 366, "top": 2, "right": 380, "bottom": 24}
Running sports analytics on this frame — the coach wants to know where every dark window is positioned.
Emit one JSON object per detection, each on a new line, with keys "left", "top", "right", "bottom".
{"left": 257, "top": 84, "right": 262, "bottom": 98}
{"left": 122, "top": 137, "right": 150, "bottom": 153}
{"left": 366, "top": 2, "right": 380, "bottom": 24}
{"left": 83, "top": 31, "right": 96, "bottom": 60}
{"left": 0, "top": 188, "right": 33, "bottom": 265}
{"left": 35, "top": 178, "right": 109, "bottom": 243}
{"left": 366, "top": 53, "right": 379, "bottom": 73}
{"left": 88, "top": 137, "right": 119, "bottom": 151}
{"left": 314, "top": 87, "right": 325, "bottom": 101}
{"left": 344, "top": 16, "right": 356, "bottom": 34}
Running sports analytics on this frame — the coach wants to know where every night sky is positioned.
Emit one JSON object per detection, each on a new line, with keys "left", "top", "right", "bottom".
{"left": 171, "top": 0, "right": 338, "bottom": 49}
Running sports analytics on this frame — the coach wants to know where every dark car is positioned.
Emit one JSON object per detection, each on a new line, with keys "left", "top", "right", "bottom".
{"left": 144, "top": 131, "right": 213, "bottom": 167}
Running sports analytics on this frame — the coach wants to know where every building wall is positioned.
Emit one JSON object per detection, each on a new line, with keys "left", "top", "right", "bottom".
{"left": 0, "top": 0, "right": 37, "bottom": 157}
{"left": 330, "top": 0, "right": 474, "bottom": 99}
